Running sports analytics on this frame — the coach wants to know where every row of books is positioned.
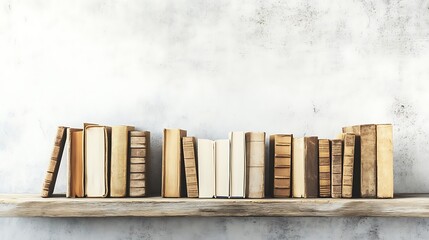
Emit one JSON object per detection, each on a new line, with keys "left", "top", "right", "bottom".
{"left": 162, "top": 124, "right": 393, "bottom": 199}
{"left": 42, "top": 124, "right": 149, "bottom": 198}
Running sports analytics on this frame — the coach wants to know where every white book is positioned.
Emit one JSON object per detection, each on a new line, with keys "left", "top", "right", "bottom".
{"left": 197, "top": 139, "right": 215, "bottom": 198}
{"left": 215, "top": 139, "right": 230, "bottom": 197}
{"left": 292, "top": 137, "right": 305, "bottom": 198}
{"left": 229, "top": 132, "right": 246, "bottom": 198}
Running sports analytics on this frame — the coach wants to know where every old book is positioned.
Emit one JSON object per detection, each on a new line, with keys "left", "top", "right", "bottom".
{"left": 270, "top": 134, "right": 292, "bottom": 198}
{"left": 42, "top": 126, "right": 67, "bottom": 198}
{"left": 246, "top": 132, "right": 265, "bottom": 198}
{"left": 342, "top": 134, "right": 355, "bottom": 198}
{"left": 182, "top": 137, "right": 199, "bottom": 198}
{"left": 198, "top": 139, "right": 215, "bottom": 198}
{"left": 229, "top": 132, "right": 246, "bottom": 198}
{"left": 292, "top": 136, "right": 318, "bottom": 198}
{"left": 331, "top": 139, "right": 342, "bottom": 198}
{"left": 110, "top": 126, "right": 135, "bottom": 197}
{"left": 215, "top": 139, "right": 230, "bottom": 198}
{"left": 66, "top": 128, "right": 84, "bottom": 198}
{"left": 162, "top": 129, "right": 187, "bottom": 197}
{"left": 342, "top": 125, "right": 361, "bottom": 197}
{"left": 129, "top": 131, "right": 150, "bottom": 197}
{"left": 85, "top": 125, "right": 111, "bottom": 197}
{"left": 377, "top": 124, "right": 393, "bottom": 198}
{"left": 360, "top": 124, "right": 377, "bottom": 198}
{"left": 318, "top": 139, "right": 330, "bottom": 197}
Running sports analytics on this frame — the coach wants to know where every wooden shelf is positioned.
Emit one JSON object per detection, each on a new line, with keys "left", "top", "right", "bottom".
{"left": 0, "top": 194, "right": 428, "bottom": 217}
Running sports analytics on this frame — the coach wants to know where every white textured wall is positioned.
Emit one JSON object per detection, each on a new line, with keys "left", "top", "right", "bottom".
{"left": 1, "top": 0, "right": 429, "bottom": 239}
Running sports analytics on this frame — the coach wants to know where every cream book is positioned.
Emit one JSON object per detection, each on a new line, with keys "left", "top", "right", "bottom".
{"left": 198, "top": 139, "right": 215, "bottom": 198}
{"left": 67, "top": 128, "right": 84, "bottom": 198}
{"left": 377, "top": 124, "right": 393, "bottom": 198}
{"left": 215, "top": 139, "right": 230, "bottom": 198}
{"left": 292, "top": 136, "right": 318, "bottom": 198}
{"left": 229, "top": 132, "right": 246, "bottom": 198}
{"left": 110, "top": 125, "right": 135, "bottom": 197}
{"left": 246, "top": 132, "right": 265, "bottom": 198}
{"left": 84, "top": 125, "right": 111, "bottom": 197}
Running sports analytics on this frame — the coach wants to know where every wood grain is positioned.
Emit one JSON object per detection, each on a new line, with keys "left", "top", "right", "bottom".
{"left": 1, "top": 194, "right": 429, "bottom": 217}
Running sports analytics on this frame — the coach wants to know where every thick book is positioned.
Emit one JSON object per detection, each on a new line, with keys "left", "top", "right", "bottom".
{"left": 110, "top": 126, "right": 135, "bottom": 197}
{"left": 342, "top": 125, "right": 361, "bottom": 197}
{"left": 292, "top": 136, "right": 318, "bottom": 198}
{"left": 359, "top": 124, "right": 377, "bottom": 198}
{"left": 66, "top": 128, "right": 84, "bottom": 198}
{"left": 377, "top": 124, "right": 393, "bottom": 198}
{"left": 198, "top": 139, "right": 215, "bottom": 198}
{"left": 84, "top": 125, "right": 111, "bottom": 197}
{"left": 270, "top": 134, "right": 292, "bottom": 198}
{"left": 246, "top": 132, "right": 265, "bottom": 198}
{"left": 42, "top": 126, "right": 67, "bottom": 198}
{"left": 162, "top": 129, "right": 187, "bottom": 197}
{"left": 331, "top": 139, "right": 342, "bottom": 198}
{"left": 182, "top": 137, "right": 199, "bottom": 198}
{"left": 215, "top": 139, "right": 230, "bottom": 198}
{"left": 318, "top": 139, "right": 331, "bottom": 198}
{"left": 229, "top": 132, "right": 246, "bottom": 198}
{"left": 129, "top": 131, "right": 150, "bottom": 197}
{"left": 342, "top": 134, "right": 355, "bottom": 198}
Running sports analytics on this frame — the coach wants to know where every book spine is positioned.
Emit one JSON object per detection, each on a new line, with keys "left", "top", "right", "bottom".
{"left": 360, "top": 124, "right": 377, "bottom": 198}
{"left": 342, "top": 134, "right": 355, "bottom": 198}
{"left": 42, "top": 126, "right": 67, "bottom": 198}
{"left": 331, "top": 139, "right": 343, "bottom": 198}
{"left": 129, "top": 131, "right": 149, "bottom": 197}
{"left": 273, "top": 135, "right": 292, "bottom": 198}
{"left": 318, "top": 139, "right": 331, "bottom": 197}
{"left": 305, "top": 137, "right": 319, "bottom": 198}
{"left": 377, "top": 124, "right": 393, "bottom": 198}
{"left": 246, "top": 132, "right": 265, "bottom": 198}
{"left": 183, "top": 137, "right": 199, "bottom": 198}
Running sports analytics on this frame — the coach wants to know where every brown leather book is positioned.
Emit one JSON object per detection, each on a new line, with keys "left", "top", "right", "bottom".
{"left": 246, "top": 132, "right": 265, "bottom": 198}
{"left": 360, "top": 124, "right": 377, "bottom": 198}
{"left": 331, "top": 139, "right": 342, "bottom": 198}
{"left": 162, "top": 129, "right": 187, "bottom": 197}
{"left": 270, "top": 134, "right": 292, "bottom": 198}
{"left": 377, "top": 124, "right": 393, "bottom": 198}
{"left": 182, "top": 137, "right": 199, "bottom": 198}
{"left": 129, "top": 131, "right": 150, "bottom": 197}
{"left": 67, "top": 128, "right": 84, "bottom": 198}
{"left": 342, "top": 125, "right": 361, "bottom": 197}
{"left": 42, "top": 126, "right": 67, "bottom": 198}
{"left": 342, "top": 134, "right": 355, "bottom": 198}
{"left": 318, "top": 139, "right": 331, "bottom": 197}
{"left": 292, "top": 136, "right": 318, "bottom": 198}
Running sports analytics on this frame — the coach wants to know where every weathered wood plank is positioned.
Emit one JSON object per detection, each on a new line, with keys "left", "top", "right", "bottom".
{"left": 0, "top": 194, "right": 428, "bottom": 217}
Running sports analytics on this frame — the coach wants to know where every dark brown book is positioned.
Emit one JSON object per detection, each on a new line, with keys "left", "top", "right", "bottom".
{"left": 318, "top": 139, "right": 331, "bottom": 197}
{"left": 182, "top": 137, "right": 199, "bottom": 198}
{"left": 128, "top": 131, "right": 150, "bottom": 197}
{"left": 292, "top": 136, "right": 318, "bottom": 198}
{"left": 270, "top": 134, "right": 292, "bottom": 198}
{"left": 41, "top": 126, "right": 67, "bottom": 198}
{"left": 342, "top": 134, "right": 355, "bottom": 198}
{"left": 331, "top": 139, "right": 342, "bottom": 198}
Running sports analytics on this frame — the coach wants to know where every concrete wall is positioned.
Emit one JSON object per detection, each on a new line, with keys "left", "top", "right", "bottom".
{"left": 1, "top": 0, "right": 429, "bottom": 239}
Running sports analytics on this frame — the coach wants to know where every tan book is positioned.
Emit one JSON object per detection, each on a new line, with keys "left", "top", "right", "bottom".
{"left": 182, "top": 137, "right": 199, "bottom": 198}
{"left": 342, "top": 125, "right": 361, "bottom": 197}
{"left": 245, "top": 132, "right": 265, "bottom": 198}
{"left": 331, "top": 139, "right": 342, "bottom": 198}
{"left": 342, "top": 134, "right": 355, "bottom": 198}
{"left": 198, "top": 139, "right": 215, "bottom": 198}
{"left": 110, "top": 126, "right": 135, "bottom": 197}
{"left": 42, "top": 126, "right": 67, "bottom": 198}
{"left": 377, "top": 124, "right": 393, "bottom": 198}
{"left": 84, "top": 125, "right": 111, "bottom": 197}
{"left": 129, "top": 131, "right": 150, "bottom": 197}
{"left": 270, "top": 134, "right": 292, "bottom": 198}
{"left": 229, "top": 132, "right": 246, "bottom": 198}
{"left": 162, "top": 129, "right": 187, "bottom": 197}
{"left": 360, "top": 124, "right": 377, "bottom": 198}
{"left": 215, "top": 139, "right": 230, "bottom": 198}
{"left": 318, "top": 139, "right": 330, "bottom": 198}
{"left": 292, "top": 136, "right": 318, "bottom": 198}
{"left": 66, "top": 128, "right": 84, "bottom": 198}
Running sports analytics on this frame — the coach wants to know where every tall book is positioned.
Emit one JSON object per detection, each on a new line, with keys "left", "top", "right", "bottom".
{"left": 84, "top": 125, "right": 111, "bottom": 197}
{"left": 215, "top": 139, "right": 230, "bottom": 198}
{"left": 67, "top": 128, "right": 84, "bottom": 198}
{"left": 129, "top": 131, "right": 150, "bottom": 197}
{"left": 162, "top": 129, "right": 187, "bottom": 197}
{"left": 318, "top": 139, "right": 330, "bottom": 198}
{"left": 331, "top": 139, "right": 342, "bottom": 198}
{"left": 42, "top": 126, "right": 67, "bottom": 198}
{"left": 377, "top": 124, "right": 393, "bottom": 198}
{"left": 292, "top": 136, "right": 318, "bottom": 198}
{"left": 342, "top": 125, "right": 361, "bottom": 197}
{"left": 110, "top": 126, "right": 135, "bottom": 197}
{"left": 198, "top": 139, "right": 215, "bottom": 198}
{"left": 229, "top": 132, "right": 246, "bottom": 198}
{"left": 270, "top": 134, "right": 292, "bottom": 198}
{"left": 182, "top": 137, "right": 199, "bottom": 198}
{"left": 246, "top": 132, "right": 265, "bottom": 198}
{"left": 342, "top": 134, "right": 355, "bottom": 198}
{"left": 360, "top": 124, "right": 377, "bottom": 197}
